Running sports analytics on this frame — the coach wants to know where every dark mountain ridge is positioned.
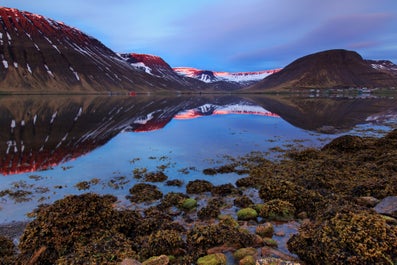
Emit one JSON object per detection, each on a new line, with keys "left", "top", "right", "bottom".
{"left": 247, "top": 49, "right": 397, "bottom": 91}
{"left": 0, "top": 7, "right": 205, "bottom": 93}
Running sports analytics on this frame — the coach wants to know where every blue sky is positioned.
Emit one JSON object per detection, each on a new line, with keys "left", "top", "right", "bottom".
{"left": 2, "top": 0, "right": 397, "bottom": 71}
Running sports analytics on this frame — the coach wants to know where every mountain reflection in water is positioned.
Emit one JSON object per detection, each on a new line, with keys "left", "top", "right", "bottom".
{"left": 1, "top": 94, "right": 397, "bottom": 176}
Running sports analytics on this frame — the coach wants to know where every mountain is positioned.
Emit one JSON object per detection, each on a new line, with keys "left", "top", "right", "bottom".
{"left": 246, "top": 49, "right": 397, "bottom": 91}
{"left": 120, "top": 53, "right": 208, "bottom": 89}
{"left": 124, "top": 53, "right": 253, "bottom": 90}
{"left": 174, "top": 67, "right": 279, "bottom": 86}
{"left": 0, "top": 7, "right": 202, "bottom": 93}
{"left": 366, "top": 59, "right": 397, "bottom": 77}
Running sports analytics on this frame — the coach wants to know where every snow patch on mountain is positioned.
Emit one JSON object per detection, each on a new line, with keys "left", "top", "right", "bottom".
{"left": 173, "top": 67, "right": 280, "bottom": 84}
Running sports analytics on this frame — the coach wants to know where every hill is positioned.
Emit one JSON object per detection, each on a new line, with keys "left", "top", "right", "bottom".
{"left": 246, "top": 49, "right": 397, "bottom": 91}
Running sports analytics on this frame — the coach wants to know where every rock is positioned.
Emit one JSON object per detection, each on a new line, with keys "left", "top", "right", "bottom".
{"left": 239, "top": 255, "right": 256, "bottom": 265}
{"left": 128, "top": 183, "right": 163, "bottom": 202}
{"left": 207, "top": 246, "right": 236, "bottom": 254}
{"left": 233, "top": 247, "right": 258, "bottom": 260}
{"left": 237, "top": 208, "right": 258, "bottom": 221}
{"left": 142, "top": 255, "right": 169, "bottom": 265}
{"left": 234, "top": 195, "right": 254, "bottom": 208}
{"left": 261, "top": 246, "right": 298, "bottom": 262}
{"left": 374, "top": 196, "right": 397, "bottom": 218}
{"left": 263, "top": 238, "right": 278, "bottom": 247}
{"left": 255, "top": 222, "right": 274, "bottom": 237}
{"left": 181, "top": 198, "right": 197, "bottom": 210}
{"left": 256, "top": 257, "right": 301, "bottom": 265}
{"left": 197, "top": 253, "right": 227, "bottom": 265}
{"left": 218, "top": 215, "right": 239, "bottom": 228}
{"left": 121, "top": 258, "right": 142, "bottom": 265}
{"left": 356, "top": 196, "right": 380, "bottom": 207}
{"left": 258, "top": 199, "right": 295, "bottom": 221}
{"left": 274, "top": 231, "right": 285, "bottom": 237}
{"left": 186, "top": 179, "right": 214, "bottom": 194}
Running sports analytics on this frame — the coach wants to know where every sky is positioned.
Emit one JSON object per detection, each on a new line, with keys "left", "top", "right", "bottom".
{"left": 1, "top": 0, "right": 397, "bottom": 71}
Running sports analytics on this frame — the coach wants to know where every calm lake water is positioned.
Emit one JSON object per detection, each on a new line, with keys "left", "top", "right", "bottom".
{"left": 1, "top": 93, "right": 396, "bottom": 223}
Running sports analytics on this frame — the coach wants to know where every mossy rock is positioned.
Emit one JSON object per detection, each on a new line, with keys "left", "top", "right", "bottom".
{"left": 288, "top": 210, "right": 397, "bottom": 265}
{"left": 0, "top": 235, "right": 15, "bottom": 257}
{"left": 263, "top": 237, "right": 278, "bottom": 247}
{"left": 18, "top": 194, "right": 136, "bottom": 264}
{"left": 258, "top": 199, "right": 295, "bottom": 221}
{"left": 159, "top": 192, "right": 188, "bottom": 209}
{"left": 187, "top": 223, "right": 256, "bottom": 258}
{"left": 258, "top": 179, "right": 321, "bottom": 217}
{"left": 218, "top": 214, "right": 239, "bottom": 228}
{"left": 239, "top": 255, "right": 256, "bottom": 265}
{"left": 234, "top": 195, "right": 254, "bottom": 208}
{"left": 165, "top": 179, "right": 183, "bottom": 187}
{"left": 144, "top": 171, "right": 168, "bottom": 182}
{"left": 233, "top": 247, "right": 257, "bottom": 260}
{"left": 211, "top": 183, "right": 240, "bottom": 196}
{"left": 237, "top": 208, "right": 258, "bottom": 221}
{"left": 142, "top": 254, "right": 169, "bottom": 265}
{"left": 128, "top": 183, "right": 163, "bottom": 202}
{"left": 255, "top": 222, "right": 274, "bottom": 237}
{"left": 197, "top": 198, "right": 224, "bottom": 220}
{"left": 322, "top": 135, "right": 367, "bottom": 153}
{"left": 197, "top": 253, "right": 227, "bottom": 265}
{"left": 181, "top": 198, "right": 197, "bottom": 210}
{"left": 186, "top": 180, "right": 214, "bottom": 194}
{"left": 144, "top": 229, "right": 185, "bottom": 258}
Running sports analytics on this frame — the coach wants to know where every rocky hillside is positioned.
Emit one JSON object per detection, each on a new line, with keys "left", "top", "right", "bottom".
{"left": 0, "top": 7, "right": 201, "bottom": 93}
{"left": 246, "top": 49, "right": 397, "bottom": 91}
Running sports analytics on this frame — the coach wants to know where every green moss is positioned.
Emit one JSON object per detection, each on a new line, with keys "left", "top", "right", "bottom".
{"left": 142, "top": 255, "right": 170, "bottom": 265}
{"left": 197, "top": 253, "right": 227, "bottom": 265}
{"left": 233, "top": 247, "right": 257, "bottom": 260}
{"left": 263, "top": 237, "right": 278, "bottom": 247}
{"left": 237, "top": 208, "right": 258, "bottom": 221}
{"left": 181, "top": 198, "right": 197, "bottom": 210}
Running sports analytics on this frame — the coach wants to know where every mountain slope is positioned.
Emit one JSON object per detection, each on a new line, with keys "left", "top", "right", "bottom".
{"left": 0, "top": 7, "right": 197, "bottom": 93}
{"left": 174, "top": 67, "right": 279, "bottom": 86}
{"left": 246, "top": 49, "right": 397, "bottom": 91}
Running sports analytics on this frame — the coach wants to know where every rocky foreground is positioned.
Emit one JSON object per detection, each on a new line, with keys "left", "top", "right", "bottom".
{"left": 1, "top": 131, "right": 397, "bottom": 264}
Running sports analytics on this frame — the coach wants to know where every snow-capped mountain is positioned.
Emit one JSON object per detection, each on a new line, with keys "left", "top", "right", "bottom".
{"left": 0, "top": 7, "right": 204, "bottom": 93}
{"left": 366, "top": 60, "right": 397, "bottom": 76}
{"left": 173, "top": 67, "right": 280, "bottom": 85}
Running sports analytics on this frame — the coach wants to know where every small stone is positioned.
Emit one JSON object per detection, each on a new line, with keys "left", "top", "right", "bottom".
{"left": 274, "top": 231, "right": 285, "bottom": 237}
{"left": 263, "top": 237, "right": 278, "bottom": 247}
{"left": 233, "top": 247, "right": 258, "bottom": 260}
{"left": 142, "top": 255, "right": 169, "bottom": 265}
{"left": 239, "top": 255, "right": 256, "bottom": 265}
{"left": 197, "top": 253, "right": 227, "bottom": 265}
{"left": 121, "top": 258, "right": 142, "bottom": 265}
{"left": 356, "top": 196, "right": 380, "bottom": 207}
{"left": 181, "top": 198, "right": 197, "bottom": 210}
{"left": 374, "top": 196, "right": 397, "bottom": 218}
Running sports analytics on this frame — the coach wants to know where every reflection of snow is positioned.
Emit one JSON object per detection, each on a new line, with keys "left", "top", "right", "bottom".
{"left": 134, "top": 112, "right": 154, "bottom": 124}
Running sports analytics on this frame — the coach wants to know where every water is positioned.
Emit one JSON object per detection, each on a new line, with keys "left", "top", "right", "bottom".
{"left": 0, "top": 93, "right": 396, "bottom": 223}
